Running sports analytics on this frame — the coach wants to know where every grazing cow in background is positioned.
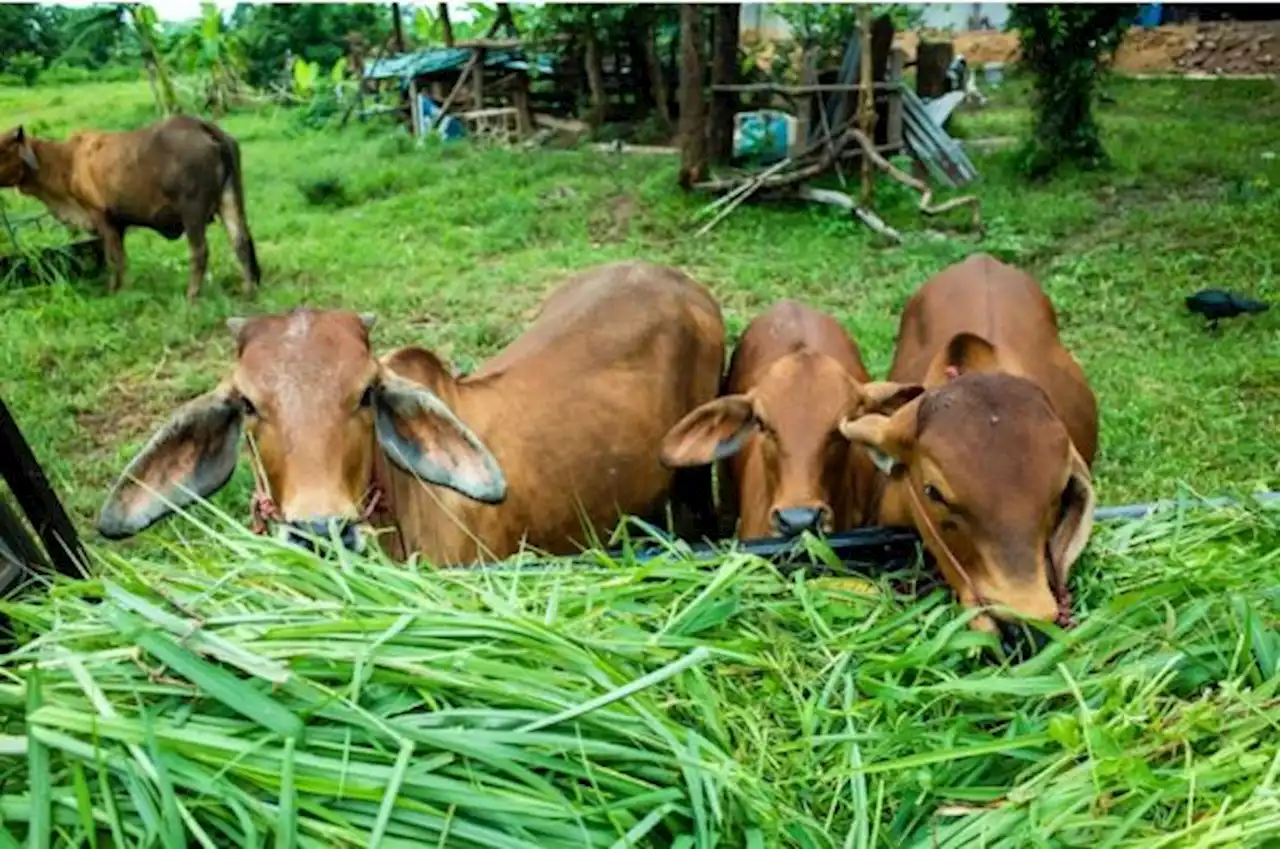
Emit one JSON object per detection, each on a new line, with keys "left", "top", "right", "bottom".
{"left": 0, "top": 116, "right": 260, "bottom": 300}
{"left": 838, "top": 253, "right": 1099, "bottom": 639}
{"left": 660, "top": 299, "right": 921, "bottom": 539}
{"left": 96, "top": 261, "right": 725, "bottom": 564}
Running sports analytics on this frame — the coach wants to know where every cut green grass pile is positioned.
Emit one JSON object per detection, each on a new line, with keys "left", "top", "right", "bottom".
{"left": 2, "top": 504, "right": 1279, "bottom": 847}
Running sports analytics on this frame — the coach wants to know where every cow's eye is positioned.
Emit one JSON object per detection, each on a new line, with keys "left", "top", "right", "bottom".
{"left": 240, "top": 396, "right": 259, "bottom": 417}
{"left": 358, "top": 386, "right": 375, "bottom": 409}
{"left": 923, "top": 483, "right": 947, "bottom": 505}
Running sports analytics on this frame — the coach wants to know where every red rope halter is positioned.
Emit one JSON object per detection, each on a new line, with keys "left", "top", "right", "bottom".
{"left": 248, "top": 467, "right": 391, "bottom": 538}
{"left": 902, "top": 471, "right": 1075, "bottom": 632}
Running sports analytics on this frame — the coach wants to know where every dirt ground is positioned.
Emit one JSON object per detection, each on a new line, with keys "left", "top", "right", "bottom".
{"left": 894, "top": 20, "right": 1280, "bottom": 76}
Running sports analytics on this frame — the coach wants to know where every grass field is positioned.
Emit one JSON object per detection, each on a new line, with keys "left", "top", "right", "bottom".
{"left": 1, "top": 76, "right": 1278, "bottom": 533}
{"left": 2, "top": 76, "right": 1280, "bottom": 846}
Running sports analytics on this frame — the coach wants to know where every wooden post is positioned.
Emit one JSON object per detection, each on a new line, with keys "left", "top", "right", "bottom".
{"left": 643, "top": 6, "right": 672, "bottom": 131}
{"left": 584, "top": 18, "right": 607, "bottom": 127}
{"left": 512, "top": 73, "right": 533, "bottom": 137}
{"left": 409, "top": 78, "right": 420, "bottom": 135}
{"left": 916, "top": 36, "right": 954, "bottom": 99}
{"left": 439, "top": 3, "right": 455, "bottom": 47}
{"left": 887, "top": 47, "right": 905, "bottom": 150}
{"left": 678, "top": 4, "right": 708, "bottom": 188}
{"left": 858, "top": 7, "right": 875, "bottom": 206}
{"left": 708, "top": 3, "right": 740, "bottom": 164}
{"left": 391, "top": 3, "right": 405, "bottom": 53}
{"left": 472, "top": 48, "right": 486, "bottom": 109}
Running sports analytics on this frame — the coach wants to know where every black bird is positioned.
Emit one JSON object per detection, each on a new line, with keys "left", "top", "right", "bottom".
{"left": 1185, "top": 288, "right": 1270, "bottom": 335}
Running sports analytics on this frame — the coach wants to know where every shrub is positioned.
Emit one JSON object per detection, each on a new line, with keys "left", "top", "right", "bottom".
{"left": 1008, "top": 4, "right": 1139, "bottom": 177}
{"left": 7, "top": 51, "right": 43, "bottom": 87}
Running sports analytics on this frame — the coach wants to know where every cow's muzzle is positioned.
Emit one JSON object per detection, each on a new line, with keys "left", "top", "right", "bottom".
{"left": 280, "top": 517, "right": 362, "bottom": 553}
{"left": 771, "top": 505, "right": 832, "bottom": 538}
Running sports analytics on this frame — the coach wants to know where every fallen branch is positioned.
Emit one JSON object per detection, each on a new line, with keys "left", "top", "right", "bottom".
{"left": 692, "top": 156, "right": 794, "bottom": 222}
{"left": 849, "top": 129, "right": 982, "bottom": 228}
{"left": 796, "top": 186, "right": 903, "bottom": 244}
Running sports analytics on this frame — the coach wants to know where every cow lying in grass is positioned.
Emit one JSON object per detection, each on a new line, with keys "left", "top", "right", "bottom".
{"left": 660, "top": 299, "right": 921, "bottom": 539}
{"left": 839, "top": 253, "right": 1099, "bottom": 641}
{"left": 0, "top": 116, "right": 260, "bottom": 301}
{"left": 96, "top": 261, "right": 725, "bottom": 564}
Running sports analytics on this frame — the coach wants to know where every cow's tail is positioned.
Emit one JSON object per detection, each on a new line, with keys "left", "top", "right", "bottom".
{"left": 204, "top": 120, "right": 261, "bottom": 287}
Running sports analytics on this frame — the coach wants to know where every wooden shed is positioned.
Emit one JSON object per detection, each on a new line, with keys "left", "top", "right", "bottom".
{"left": 361, "top": 42, "right": 555, "bottom": 142}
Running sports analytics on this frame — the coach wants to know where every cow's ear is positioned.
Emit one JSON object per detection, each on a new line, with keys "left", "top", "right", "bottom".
{"left": 1050, "top": 444, "right": 1096, "bottom": 589}
{"left": 839, "top": 396, "right": 920, "bottom": 476}
{"left": 858, "top": 381, "right": 925, "bottom": 416}
{"left": 924, "top": 332, "right": 1003, "bottom": 386}
{"left": 15, "top": 126, "right": 37, "bottom": 172}
{"left": 660, "top": 395, "right": 757, "bottom": 467}
{"left": 97, "top": 388, "right": 244, "bottom": 539}
{"left": 374, "top": 373, "right": 506, "bottom": 504}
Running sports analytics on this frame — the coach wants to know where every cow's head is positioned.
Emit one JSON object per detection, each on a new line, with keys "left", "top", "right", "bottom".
{"left": 0, "top": 126, "right": 39, "bottom": 187}
{"left": 660, "top": 350, "right": 922, "bottom": 538}
{"left": 97, "top": 309, "right": 506, "bottom": 551}
{"left": 839, "top": 333, "right": 1095, "bottom": 639}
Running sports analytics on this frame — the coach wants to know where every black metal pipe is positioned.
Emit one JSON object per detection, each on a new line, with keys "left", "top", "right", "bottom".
{"left": 446, "top": 490, "right": 1280, "bottom": 575}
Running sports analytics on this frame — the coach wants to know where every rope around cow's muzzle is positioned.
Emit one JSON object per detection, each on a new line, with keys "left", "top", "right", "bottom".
{"left": 244, "top": 432, "right": 390, "bottom": 538}
{"left": 902, "top": 473, "right": 1077, "bottom": 632}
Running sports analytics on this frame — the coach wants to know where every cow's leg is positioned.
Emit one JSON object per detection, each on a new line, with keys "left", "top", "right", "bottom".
{"left": 184, "top": 223, "right": 209, "bottom": 302}
{"left": 96, "top": 219, "right": 126, "bottom": 293}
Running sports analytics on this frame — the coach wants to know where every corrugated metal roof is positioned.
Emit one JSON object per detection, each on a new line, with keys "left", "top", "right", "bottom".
{"left": 363, "top": 47, "right": 553, "bottom": 82}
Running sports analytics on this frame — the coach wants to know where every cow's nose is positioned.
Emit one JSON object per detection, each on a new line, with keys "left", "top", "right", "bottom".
{"left": 282, "top": 517, "right": 359, "bottom": 552}
{"left": 771, "top": 505, "right": 830, "bottom": 538}
{"left": 995, "top": 616, "right": 1051, "bottom": 662}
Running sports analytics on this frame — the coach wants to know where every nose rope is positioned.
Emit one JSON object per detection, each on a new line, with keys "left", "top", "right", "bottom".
{"left": 244, "top": 431, "right": 391, "bottom": 538}
{"left": 901, "top": 472, "right": 1076, "bottom": 630}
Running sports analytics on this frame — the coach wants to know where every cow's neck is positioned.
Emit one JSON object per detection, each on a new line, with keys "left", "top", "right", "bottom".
{"left": 19, "top": 139, "right": 95, "bottom": 231}
{"left": 20, "top": 139, "right": 76, "bottom": 200}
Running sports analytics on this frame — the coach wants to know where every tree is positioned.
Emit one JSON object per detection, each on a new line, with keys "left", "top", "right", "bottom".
{"left": 232, "top": 3, "right": 391, "bottom": 88}
{"left": 678, "top": 4, "right": 707, "bottom": 188}
{"left": 168, "top": 2, "right": 249, "bottom": 115}
{"left": 1008, "top": 4, "right": 1139, "bottom": 177}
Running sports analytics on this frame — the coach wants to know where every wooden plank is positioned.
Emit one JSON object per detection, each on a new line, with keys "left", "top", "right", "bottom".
{"left": 0, "top": 397, "right": 87, "bottom": 581}
{"left": 714, "top": 82, "right": 898, "bottom": 94}
{"left": 886, "top": 48, "right": 905, "bottom": 150}
{"left": 472, "top": 48, "right": 486, "bottom": 108}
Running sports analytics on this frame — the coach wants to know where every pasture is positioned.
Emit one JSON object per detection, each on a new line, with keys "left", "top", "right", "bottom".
{"left": 1, "top": 74, "right": 1280, "bottom": 846}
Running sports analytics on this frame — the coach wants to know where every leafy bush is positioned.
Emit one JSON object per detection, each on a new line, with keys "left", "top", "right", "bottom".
{"left": 1008, "top": 4, "right": 1139, "bottom": 177}
{"left": 8, "top": 51, "right": 44, "bottom": 87}
{"left": 38, "top": 64, "right": 93, "bottom": 86}
{"left": 296, "top": 175, "right": 351, "bottom": 208}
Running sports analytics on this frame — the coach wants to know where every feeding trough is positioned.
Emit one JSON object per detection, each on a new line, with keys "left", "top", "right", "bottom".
{"left": 0, "top": 206, "right": 105, "bottom": 288}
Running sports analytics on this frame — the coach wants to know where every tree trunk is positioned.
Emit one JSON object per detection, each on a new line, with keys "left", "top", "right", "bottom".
{"left": 628, "top": 8, "right": 654, "bottom": 116}
{"left": 391, "top": 3, "right": 405, "bottom": 52}
{"left": 916, "top": 39, "right": 954, "bottom": 99}
{"left": 584, "top": 18, "right": 607, "bottom": 128}
{"left": 708, "top": 3, "right": 740, "bottom": 164}
{"left": 643, "top": 7, "right": 672, "bottom": 131}
{"left": 439, "top": 3, "right": 454, "bottom": 47}
{"left": 678, "top": 4, "right": 707, "bottom": 188}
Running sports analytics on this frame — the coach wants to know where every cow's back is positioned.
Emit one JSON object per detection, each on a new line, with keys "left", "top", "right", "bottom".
{"left": 727, "top": 299, "right": 870, "bottom": 392}
{"left": 889, "top": 253, "right": 1098, "bottom": 462}
{"left": 74, "top": 117, "right": 227, "bottom": 220}
{"left": 450, "top": 261, "right": 724, "bottom": 556}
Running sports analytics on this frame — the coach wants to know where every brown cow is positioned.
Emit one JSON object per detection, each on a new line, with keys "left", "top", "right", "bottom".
{"left": 660, "top": 299, "right": 922, "bottom": 539}
{"left": 95, "top": 261, "right": 724, "bottom": 563}
{"left": 838, "top": 254, "right": 1098, "bottom": 638}
{"left": 0, "top": 116, "right": 260, "bottom": 300}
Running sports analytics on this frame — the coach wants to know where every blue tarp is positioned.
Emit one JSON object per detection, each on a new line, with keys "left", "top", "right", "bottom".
{"left": 363, "top": 47, "right": 554, "bottom": 82}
